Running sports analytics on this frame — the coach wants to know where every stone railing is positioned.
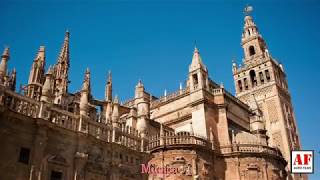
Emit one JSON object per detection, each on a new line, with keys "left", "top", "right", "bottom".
{"left": 2, "top": 87, "right": 41, "bottom": 118}
{"left": 148, "top": 132, "right": 212, "bottom": 151}
{"left": 0, "top": 86, "right": 144, "bottom": 152}
{"left": 211, "top": 88, "right": 224, "bottom": 95}
{"left": 82, "top": 119, "right": 142, "bottom": 151}
{"left": 219, "top": 143, "right": 282, "bottom": 157}
{"left": 151, "top": 87, "right": 190, "bottom": 108}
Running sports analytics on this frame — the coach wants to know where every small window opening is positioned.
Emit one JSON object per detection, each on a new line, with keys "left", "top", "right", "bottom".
{"left": 259, "top": 72, "right": 264, "bottom": 84}
{"left": 18, "top": 147, "right": 30, "bottom": 164}
{"left": 50, "top": 171, "right": 62, "bottom": 180}
{"left": 244, "top": 78, "right": 249, "bottom": 90}
{"left": 249, "top": 46, "right": 256, "bottom": 56}
{"left": 249, "top": 70, "right": 257, "bottom": 87}
{"left": 265, "top": 70, "right": 271, "bottom": 81}
{"left": 238, "top": 80, "right": 243, "bottom": 92}
{"left": 192, "top": 74, "right": 198, "bottom": 88}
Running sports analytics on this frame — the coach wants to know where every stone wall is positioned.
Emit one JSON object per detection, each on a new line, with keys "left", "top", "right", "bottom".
{"left": 0, "top": 108, "right": 150, "bottom": 180}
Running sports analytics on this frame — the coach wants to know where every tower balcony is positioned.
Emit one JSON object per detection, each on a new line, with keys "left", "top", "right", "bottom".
{"left": 147, "top": 132, "right": 214, "bottom": 152}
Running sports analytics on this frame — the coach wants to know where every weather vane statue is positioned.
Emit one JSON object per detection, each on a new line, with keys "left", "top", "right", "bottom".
{"left": 244, "top": 5, "right": 253, "bottom": 16}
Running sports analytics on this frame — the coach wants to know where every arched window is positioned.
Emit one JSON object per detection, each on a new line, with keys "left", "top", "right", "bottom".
{"left": 259, "top": 71, "right": 264, "bottom": 84}
{"left": 238, "top": 80, "right": 243, "bottom": 92}
{"left": 249, "top": 70, "right": 257, "bottom": 87}
{"left": 265, "top": 69, "right": 271, "bottom": 81}
{"left": 249, "top": 46, "right": 255, "bottom": 56}
{"left": 244, "top": 78, "right": 249, "bottom": 90}
{"left": 192, "top": 74, "right": 198, "bottom": 89}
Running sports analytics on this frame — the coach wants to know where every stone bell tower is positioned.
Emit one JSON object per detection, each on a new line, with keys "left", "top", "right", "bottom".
{"left": 232, "top": 6, "right": 302, "bottom": 176}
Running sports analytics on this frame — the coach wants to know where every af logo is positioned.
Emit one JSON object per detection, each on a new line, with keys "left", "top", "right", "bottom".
{"left": 291, "top": 150, "right": 314, "bottom": 174}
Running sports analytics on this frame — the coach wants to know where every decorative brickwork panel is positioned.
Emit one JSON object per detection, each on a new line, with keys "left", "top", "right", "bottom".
{"left": 267, "top": 99, "right": 278, "bottom": 123}
{"left": 272, "top": 132, "right": 283, "bottom": 152}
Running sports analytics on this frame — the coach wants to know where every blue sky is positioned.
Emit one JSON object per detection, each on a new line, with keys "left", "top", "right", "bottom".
{"left": 1, "top": 0, "right": 319, "bottom": 178}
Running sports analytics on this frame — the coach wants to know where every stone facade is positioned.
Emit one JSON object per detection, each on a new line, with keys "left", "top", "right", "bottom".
{"left": 0, "top": 8, "right": 304, "bottom": 180}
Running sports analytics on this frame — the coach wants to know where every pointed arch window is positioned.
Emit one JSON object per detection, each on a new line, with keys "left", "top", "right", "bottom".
{"left": 259, "top": 71, "right": 264, "bottom": 84}
{"left": 265, "top": 69, "right": 271, "bottom": 81}
{"left": 250, "top": 70, "right": 257, "bottom": 87}
{"left": 244, "top": 78, "right": 249, "bottom": 90}
{"left": 249, "top": 46, "right": 256, "bottom": 56}
{"left": 238, "top": 80, "right": 243, "bottom": 92}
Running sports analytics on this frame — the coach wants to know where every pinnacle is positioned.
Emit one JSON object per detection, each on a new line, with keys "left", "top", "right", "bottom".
{"left": 2, "top": 47, "right": 9, "bottom": 57}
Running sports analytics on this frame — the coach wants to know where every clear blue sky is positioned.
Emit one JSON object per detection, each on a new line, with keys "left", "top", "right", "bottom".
{"left": 1, "top": 0, "right": 319, "bottom": 178}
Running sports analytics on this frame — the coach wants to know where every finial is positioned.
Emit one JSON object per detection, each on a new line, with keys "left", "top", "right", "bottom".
{"left": 232, "top": 56, "right": 237, "bottom": 63}
{"left": 39, "top": 46, "right": 45, "bottom": 52}
{"left": 114, "top": 95, "right": 119, "bottom": 104}
{"left": 107, "top": 70, "right": 112, "bottom": 82}
{"left": 194, "top": 45, "right": 199, "bottom": 53}
{"left": 47, "top": 66, "right": 53, "bottom": 74}
{"left": 2, "top": 47, "right": 9, "bottom": 57}
{"left": 137, "top": 79, "right": 143, "bottom": 87}
{"left": 220, "top": 82, "right": 224, "bottom": 89}
{"left": 244, "top": 5, "right": 253, "bottom": 16}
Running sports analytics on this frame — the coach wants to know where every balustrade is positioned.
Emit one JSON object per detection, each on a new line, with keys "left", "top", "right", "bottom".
{"left": 148, "top": 132, "right": 212, "bottom": 150}
{"left": 0, "top": 86, "right": 143, "bottom": 151}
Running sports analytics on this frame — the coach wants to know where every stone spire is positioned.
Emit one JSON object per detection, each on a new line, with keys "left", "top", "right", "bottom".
{"left": 9, "top": 68, "right": 16, "bottom": 91}
{"left": 188, "top": 46, "right": 209, "bottom": 91}
{"left": 54, "top": 31, "right": 70, "bottom": 104}
{"left": 0, "top": 47, "right": 10, "bottom": 82}
{"left": 27, "top": 46, "right": 46, "bottom": 100}
{"left": 112, "top": 95, "right": 120, "bottom": 127}
{"left": 135, "top": 80, "right": 144, "bottom": 99}
{"left": 105, "top": 70, "right": 112, "bottom": 102}
{"left": 80, "top": 68, "right": 90, "bottom": 116}
{"left": 40, "top": 67, "right": 53, "bottom": 102}
{"left": 189, "top": 46, "right": 207, "bottom": 73}
{"left": 82, "top": 68, "right": 90, "bottom": 92}
{"left": 28, "top": 46, "right": 45, "bottom": 84}
{"left": 57, "top": 31, "right": 70, "bottom": 65}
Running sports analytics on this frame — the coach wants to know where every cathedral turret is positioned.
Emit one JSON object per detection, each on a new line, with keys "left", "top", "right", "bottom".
{"left": 8, "top": 68, "right": 16, "bottom": 91}
{"left": 188, "top": 47, "right": 209, "bottom": 91}
{"left": 40, "top": 67, "right": 53, "bottom": 103}
{"left": 26, "top": 46, "right": 46, "bottom": 100}
{"left": 105, "top": 101, "right": 112, "bottom": 124}
{"left": 0, "top": 48, "right": 9, "bottom": 84}
{"left": 79, "top": 68, "right": 90, "bottom": 116}
{"left": 135, "top": 80, "right": 149, "bottom": 134}
{"left": 111, "top": 95, "right": 120, "bottom": 128}
{"left": 54, "top": 31, "right": 70, "bottom": 105}
{"left": 105, "top": 71, "right": 112, "bottom": 102}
